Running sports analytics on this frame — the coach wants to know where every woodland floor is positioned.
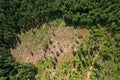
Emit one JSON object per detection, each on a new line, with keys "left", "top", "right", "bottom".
{"left": 11, "top": 24, "right": 89, "bottom": 66}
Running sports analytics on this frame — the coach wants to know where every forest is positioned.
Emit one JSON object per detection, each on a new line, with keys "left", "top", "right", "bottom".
{"left": 0, "top": 0, "right": 120, "bottom": 80}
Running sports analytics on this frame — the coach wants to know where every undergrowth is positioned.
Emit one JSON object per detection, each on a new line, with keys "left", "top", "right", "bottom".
{"left": 36, "top": 26, "right": 120, "bottom": 80}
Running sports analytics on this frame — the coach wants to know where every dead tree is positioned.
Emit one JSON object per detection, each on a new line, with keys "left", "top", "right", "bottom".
{"left": 75, "top": 39, "right": 79, "bottom": 44}
{"left": 32, "top": 30, "right": 35, "bottom": 35}
{"left": 52, "top": 61, "right": 56, "bottom": 69}
{"left": 72, "top": 50, "right": 76, "bottom": 56}
{"left": 48, "top": 47, "right": 51, "bottom": 51}
{"left": 56, "top": 51, "right": 60, "bottom": 57}
{"left": 54, "top": 56, "right": 58, "bottom": 62}
{"left": 78, "top": 35, "right": 83, "bottom": 39}
{"left": 104, "top": 31, "right": 109, "bottom": 38}
{"left": 52, "top": 32, "right": 56, "bottom": 37}
{"left": 104, "top": 31, "right": 108, "bottom": 35}
{"left": 43, "top": 54, "right": 47, "bottom": 59}
{"left": 59, "top": 48, "right": 63, "bottom": 53}
{"left": 49, "top": 40, "right": 53, "bottom": 44}
{"left": 30, "top": 51, "right": 34, "bottom": 56}
{"left": 44, "top": 49, "right": 47, "bottom": 53}
{"left": 88, "top": 51, "right": 91, "bottom": 58}
{"left": 45, "top": 45, "right": 49, "bottom": 49}
{"left": 16, "top": 37, "right": 21, "bottom": 44}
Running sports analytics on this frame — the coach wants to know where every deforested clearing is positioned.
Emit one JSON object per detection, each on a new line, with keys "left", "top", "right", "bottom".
{"left": 11, "top": 25, "right": 89, "bottom": 65}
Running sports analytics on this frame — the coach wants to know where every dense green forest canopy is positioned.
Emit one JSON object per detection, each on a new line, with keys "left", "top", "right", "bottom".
{"left": 0, "top": 0, "right": 120, "bottom": 80}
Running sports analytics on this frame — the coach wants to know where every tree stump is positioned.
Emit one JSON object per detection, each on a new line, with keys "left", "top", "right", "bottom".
{"left": 56, "top": 51, "right": 60, "bottom": 57}
{"left": 54, "top": 56, "right": 58, "bottom": 62}
{"left": 59, "top": 48, "right": 63, "bottom": 53}
{"left": 75, "top": 39, "right": 79, "bottom": 44}
{"left": 78, "top": 35, "right": 83, "bottom": 39}
{"left": 72, "top": 50, "right": 76, "bottom": 56}
{"left": 30, "top": 51, "right": 34, "bottom": 56}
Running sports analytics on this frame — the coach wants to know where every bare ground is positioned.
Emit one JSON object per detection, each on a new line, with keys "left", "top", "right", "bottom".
{"left": 11, "top": 25, "right": 89, "bottom": 65}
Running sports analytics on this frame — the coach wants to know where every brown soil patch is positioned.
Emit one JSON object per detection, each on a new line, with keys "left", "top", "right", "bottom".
{"left": 11, "top": 25, "right": 89, "bottom": 65}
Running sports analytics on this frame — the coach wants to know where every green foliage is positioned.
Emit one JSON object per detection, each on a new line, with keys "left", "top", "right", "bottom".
{"left": 1, "top": 0, "right": 118, "bottom": 33}
{"left": 36, "top": 27, "right": 120, "bottom": 80}
{"left": 51, "top": 18, "right": 64, "bottom": 26}
{"left": 17, "top": 0, "right": 120, "bottom": 33}
{"left": 0, "top": 49, "right": 37, "bottom": 80}
{"left": 11, "top": 63, "right": 37, "bottom": 80}
{"left": 36, "top": 59, "right": 53, "bottom": 80}
{"left": 0, "top": 0, "right": 120, "bottom": 79}
{"left": 76, "top": 27, "right": 120, "bottom": 80}
{"left": 0, "top": 1, "right": 38, "bottom": 79}
{"left": 0, "top": 51, "right": 17, "bottom": 79}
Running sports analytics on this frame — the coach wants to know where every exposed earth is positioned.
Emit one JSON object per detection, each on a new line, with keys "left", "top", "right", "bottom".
{"left": 11, "top": 25, "right": 89, "bottom": 65}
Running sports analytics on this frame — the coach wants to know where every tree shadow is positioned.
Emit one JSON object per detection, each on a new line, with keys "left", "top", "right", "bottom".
{"left": 11, "top": 36, "right": 21, "bottom": 49}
